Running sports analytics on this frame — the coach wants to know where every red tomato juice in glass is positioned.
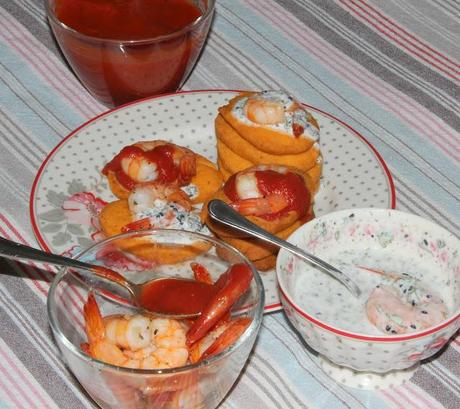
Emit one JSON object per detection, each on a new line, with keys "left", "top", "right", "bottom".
{"left": 48, "top": 0, "right": 213, "bottom": 106}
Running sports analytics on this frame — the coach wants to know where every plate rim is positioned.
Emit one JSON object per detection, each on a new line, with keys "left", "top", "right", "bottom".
{"left": 29, "top": 89, "right": 396, "bottom": 311}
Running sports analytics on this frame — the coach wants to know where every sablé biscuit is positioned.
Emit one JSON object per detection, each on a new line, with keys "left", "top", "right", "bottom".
{"left": 215, "top": 114, "right": 321, "bottom": 173}
{"left": 99, "top": 200, "right": 211, "bottom": 263}
{"left": 217, "top": 92, "right": 319, "bottom": 155}
{"left": 202, "top": 165, "right": 314, "bottom": 271}
{"left": 216, "top": 139, "right": 254, "bottom": 175}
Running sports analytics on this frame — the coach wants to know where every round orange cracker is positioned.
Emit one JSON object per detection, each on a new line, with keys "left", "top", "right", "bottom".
{"left": 216, "top": 139, "right": 254, "bottom": 175}
{"left": 99, "top": 200, "right": 211, "bottom": 264}
{"left": 190, "top": 158, "right": 223, "bottom": 204}
{"left": 216, "top": 114, "right": 320, "bottom": 172}
{"left": 305, "top": 157, "right": 323, "bottom": 194}
{"left": 106, "top": 170, "right": 130, "bottom": 199}
{"left": 218, "top": 218, "right": 304, "bottom": 261}
{"left": 217, "top": 160, "right": 233, "bottom": 181}
{"left": 252, "top": 254, "right": 277, "bottom": 271}
{"left": 219, "top": 93, "right": 318, "bottom": 155}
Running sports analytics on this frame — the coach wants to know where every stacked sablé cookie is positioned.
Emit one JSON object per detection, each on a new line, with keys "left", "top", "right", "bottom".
{"left": 202, "top": 90, "right": 322, "bottom": 270}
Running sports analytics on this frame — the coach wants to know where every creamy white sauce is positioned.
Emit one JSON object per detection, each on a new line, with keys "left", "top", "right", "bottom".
{"left": 293, "top": 248, "right": 452, "bottom": 335}
{"left": 231, "top": 90, "right": 320, "bottom": 141}
{"left": 180, "top": 183, "right": 199, "bottom": 200}
{"left": 135, "top": 202, "right": 209, "bottom": 240}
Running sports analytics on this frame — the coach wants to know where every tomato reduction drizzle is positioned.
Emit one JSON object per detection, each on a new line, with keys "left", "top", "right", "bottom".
{"left": 102, "top": 144, "right": 180, "bottom": 190}
{"left": 224, "top": 169, "right": 310, "bottom": 220}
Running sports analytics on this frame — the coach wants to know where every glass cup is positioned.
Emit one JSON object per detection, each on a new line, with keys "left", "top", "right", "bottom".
{"left": 46, "top": 0, "right": 215, "bottom": 107}
{"left": 47, "top": 229, "right": 264, "bottom": 409}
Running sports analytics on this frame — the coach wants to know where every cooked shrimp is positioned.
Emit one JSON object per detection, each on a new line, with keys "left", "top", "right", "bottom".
{"left": 82, "top": 292, "right": 189, "bottom": 369}
{"left": 128, "top": 184, "right": 191, "bottom": 215}
{"left": 227, "top": 167, "right": 296, "bottom": 217}
{"left": 112, "top": 142, "right": 196, "bottom": 185}
{"left": 189, "top": 317, "right": 252, "bottom": 363}
{"left": 121, "top": 155, "right": 158, "bottom": 183}
{"left": 190, "top": 262, "right": 213, "bottom": 284}
{"left": 186, "top": 263, "right": 253, "bottom": 346}
{"left": 234, "top": 171, "right": 261, "bottom": 200}
{"left": 243, "top": 91, "right": 311, "bottom": 137}
{"left": 230, "top": 195, "right": 288, "bottom": 217}
{"left": 366, "top": 276, "right": 448, "bottom": 334}
{"left": 245, "top": 97, "right": 286, "bottom": 125}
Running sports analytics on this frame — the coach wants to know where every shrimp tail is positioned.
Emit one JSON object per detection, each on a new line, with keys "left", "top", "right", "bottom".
{"left": 199, "top": 317, "right": 252, "bottom": 361}
{"left": 166, "top": 189, "right": 192, "bottom": 211}
{"left": 121, "top": 217, "right": 156, "bottom": 233}
{"left": 80, "top": 342, "right": 91, "bottom": 356}
{"left": 190, "top": 262, "right": 213, "bottom": 284}
{"left": 83, "top": 292, "right": 105, "bottom": 344}
{"left": 186, "top": 263, "right": 253, "bottom": 346}
{"left": 178, "top": 152, "right": 196, "bottom": 184}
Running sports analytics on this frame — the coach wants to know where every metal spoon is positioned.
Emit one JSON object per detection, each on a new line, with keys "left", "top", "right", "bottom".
{"left": 207, "top": 199, "right": 361, "bottom": 297}
{"left": 0, "top": 237, "right": 211, "bottom": 317}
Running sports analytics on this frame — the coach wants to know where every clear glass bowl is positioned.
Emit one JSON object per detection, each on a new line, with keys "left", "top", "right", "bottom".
{"left": 46, "top": 0, "right": 215, "bottom": 107}
{"left": 48, "top": 229, "right": 264, "bottom": 409}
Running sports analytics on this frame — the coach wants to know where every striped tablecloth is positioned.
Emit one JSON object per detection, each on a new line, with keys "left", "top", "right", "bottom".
{"left": 0, "top": 1, "right": 459, "bottom": 408}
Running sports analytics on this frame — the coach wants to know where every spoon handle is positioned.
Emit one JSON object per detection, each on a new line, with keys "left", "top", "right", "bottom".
{"left": 207, "top": 200, "right": 361, "bottom": 297}
{"left": 0, "top": 237, "right": 134, "bottom": 300}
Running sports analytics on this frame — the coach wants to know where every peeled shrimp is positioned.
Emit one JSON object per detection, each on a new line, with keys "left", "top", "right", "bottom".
{"left": 186, "top": 263, "right": 253, "bottom": 346}
{"left": 245, "top": 97, "right": 286, "bottom": 125}
{"left": 82, "top": 293, "right": 189, "bottom": 369}
{"left": 243, "top": 91, "right": 311, "bottom": 136}
{"left": 128, "top": 184, "right": 191, "bottom": 215}
{"left": 119, "top": 142, "right": 196, "bottom": 184}
{"left": 231, "top": 195, "right": 288, "bottom": 217}
{"left": 366, "top": 276, "right": 448, "bottom": 335}
{"left": 228, "top": 167, "right": 293, "bottom": 217}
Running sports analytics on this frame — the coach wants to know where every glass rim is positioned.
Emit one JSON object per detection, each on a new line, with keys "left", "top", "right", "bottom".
{"left": 47, "top": 227, "right": 265, "bottom": 376}
{"left": 45, "top": 0, "right": 216, "bottom": 45}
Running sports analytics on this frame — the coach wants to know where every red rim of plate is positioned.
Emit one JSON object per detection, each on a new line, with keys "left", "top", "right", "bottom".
{"left": 278, "top": 284, "right": 460, "bottom": 342}
{"left": 29, "top": 89, "right": 397, "bottom": 312}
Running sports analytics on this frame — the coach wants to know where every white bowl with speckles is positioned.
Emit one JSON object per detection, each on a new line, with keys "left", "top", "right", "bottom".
{"left": 276, "top": 208, "right": 460, "bottom": 377}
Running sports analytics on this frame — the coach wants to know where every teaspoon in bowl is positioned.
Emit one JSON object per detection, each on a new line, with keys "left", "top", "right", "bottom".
{"left": 0, "top": 237, "right": 213, "bottom": 318}
{"left": 207, "top": 199, "right": 361, "bottom": 297}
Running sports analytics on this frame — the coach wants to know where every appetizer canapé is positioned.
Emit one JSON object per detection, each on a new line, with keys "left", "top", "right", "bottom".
{"left": 201, "top": 165, "right": 314, "bottom": 270}
{"left": 216, "top": 90, "right": 323, "bottom": 193}
{"left": 99, "top": 141, "right": 223, "bottom": 263}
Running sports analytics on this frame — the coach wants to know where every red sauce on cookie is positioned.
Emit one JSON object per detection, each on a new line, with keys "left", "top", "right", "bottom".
{"left": 224, "top": 169, "right": 310, "bottom": 220}
{"left": 256, "top": 170, "right": 309, "bottom": 220}
{"left": 223, "top": 173, "right": 239, "bottom": 202}
{"left": 102, "top": 144, "right": 180, "bottom": 190}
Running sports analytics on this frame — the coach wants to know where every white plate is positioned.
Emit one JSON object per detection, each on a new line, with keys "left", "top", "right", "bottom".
{"left": 30, "top": 90, "right": 395, "bottom": 312}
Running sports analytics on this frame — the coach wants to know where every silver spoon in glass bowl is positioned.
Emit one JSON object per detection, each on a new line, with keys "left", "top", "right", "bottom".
{"left": 207, "top": 199, "right": 361, "bottom": 297}
{"left": 0, "top": 237, "right": 213, "bottom": 317}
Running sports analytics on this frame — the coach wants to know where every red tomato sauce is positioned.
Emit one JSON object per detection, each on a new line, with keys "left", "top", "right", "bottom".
{"left": 256, "top": 170, "right": 310, "bottom": 219}
{"left": 52, "top": 0, "right": 206, "bottom": 106}
{"left": 55, "top": 0, "right": 202, "bottom": 40}
{"left": 139, "top": 278, "right": 216, "bottom": 315}
{"left": 224, "top": 169, "right": 310, "bottom": 220}
{"left": 102, "top": 144, "right": 180, "bottom": 190}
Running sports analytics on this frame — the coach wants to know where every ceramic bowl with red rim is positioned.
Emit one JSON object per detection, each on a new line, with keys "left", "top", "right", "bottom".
{"left": 276, "top": 208, "right": 460, "bottom": 375}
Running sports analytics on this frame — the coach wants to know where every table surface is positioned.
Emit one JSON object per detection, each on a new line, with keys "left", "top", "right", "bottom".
{"left": 0, "top": 0, "right": 459, "bottom": 408}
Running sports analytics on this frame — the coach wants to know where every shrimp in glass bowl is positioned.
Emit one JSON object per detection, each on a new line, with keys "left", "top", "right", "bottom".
{"left": 47, "top": 229, "right": 264, "bottom": 409}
